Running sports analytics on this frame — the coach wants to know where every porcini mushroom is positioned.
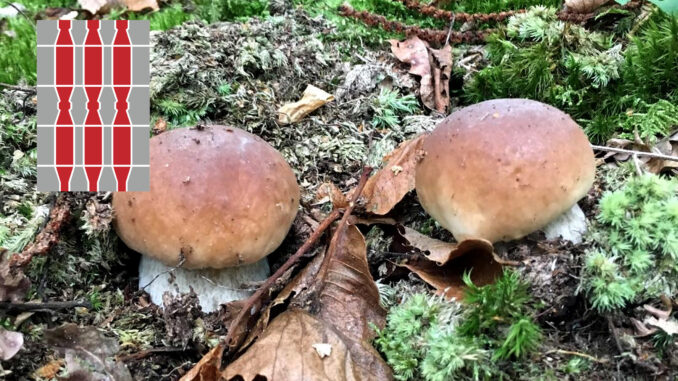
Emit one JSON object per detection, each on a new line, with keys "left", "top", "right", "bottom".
{"left": 112, "top": 126, "right": 300, "bottom": 312}
{"left": 415, "top": 98, "right": 595, "bottom": 243}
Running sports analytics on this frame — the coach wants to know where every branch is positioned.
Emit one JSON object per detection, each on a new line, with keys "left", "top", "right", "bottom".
{"left": 392, "top": 0, "right": 524, "bottom": 23}
{"left": 0, "top": 83, "right": 36, "bottom": 93}
{"left": 338, "top": 3, "right": 493, "bottom": 44}
{"left": 0, "top": 300, "right": 91, "bottom": 312}
{"left": 591, "top": 144, "right": 678, "bottom": 162}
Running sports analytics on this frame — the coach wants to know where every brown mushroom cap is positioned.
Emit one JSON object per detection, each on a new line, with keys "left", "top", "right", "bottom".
{"left": 415, "top": 99, "right": 595, "bottom": 243}
{"left": 113, "top": 126, "right": 300, "bottom": 269}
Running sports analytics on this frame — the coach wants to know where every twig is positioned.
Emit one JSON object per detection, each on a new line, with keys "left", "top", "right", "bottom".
{"left": 221, "top": 167, "right": 373, "bottom": 352}
{"left": 591, "top": 144, "right": 678, "bottom": 162}
{"left": 10, "top": 194, "right": 71, "bottom": 269}
{"left": 118, "top": 346, "right": 186, "bottom": 362}
{"left": 0, "top": 82, "right": 36, "bottom": 93}
{"left": 139, "top": 256, "right": 186, "bottom": 291}
{"left": 0, "top": 1, "right": 35, "bottom": 30}
{"left": 545, "top": 349, "right": 609, "bottom": 363}
{"left": 0, "top": 300, "right": 91, "bottom": 312}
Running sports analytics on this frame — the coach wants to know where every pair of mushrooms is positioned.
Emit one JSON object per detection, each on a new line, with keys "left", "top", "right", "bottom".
{"left": 112, "top": 99, "right": 594, "bottom": 312}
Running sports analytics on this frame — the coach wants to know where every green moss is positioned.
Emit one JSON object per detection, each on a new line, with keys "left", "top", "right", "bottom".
{"left": 0, "top": 17, "right": 37, "bottom": 85}
{"left": 375, "top": 270, "right": 542, "bottom": 381}
{"left": 581, "top": 174, "right": 678, "bottom": 312}
{"left": 463, "top": 7, "right": 678, "bottom": 143}
{"left": 371, "top": 88, "right": 420, "bottom": 129}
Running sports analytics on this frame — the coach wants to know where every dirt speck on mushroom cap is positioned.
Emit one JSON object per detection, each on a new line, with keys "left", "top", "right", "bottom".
{"left": 415, "top": 98, "right": 595, "bottom": 243}
{"left": 112, "top": 126, "right": 300, "bottom": 269}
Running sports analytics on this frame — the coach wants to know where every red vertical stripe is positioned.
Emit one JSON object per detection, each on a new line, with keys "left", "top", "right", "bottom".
{"left": 113, "top": 127, "right": 131, "bottom": 165}
{"left": 56, "top": 167, "right": 73, "bottom": 192}
{"left": 84, "top": 127, "right": 102, "bottom": 164}
{"left": 114, "top": 167, "right": 131, "bottom": 191}
{"left": 85, "top": 166, "right": 102, "bottom": 191}
{"left": 55, "top": 127, "right": 73, "bottom": 165}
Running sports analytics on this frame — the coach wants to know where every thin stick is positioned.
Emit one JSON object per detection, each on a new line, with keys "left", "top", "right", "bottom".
{"left": 221, "top": 167, "right": 373, "bottom": 351}
{"left": 545, "top": 349, "right": 608, "bottom": 363}
{"left": 0, "top": 300, "right": 91, "bottom": 312}
{"left": 118, "top": 346, "right": 186, "bottom": 362}
{"left": 591, "top": 144, "right": 678, "bottom": 162}
{"left": 0, "top": 83, "right": 36, "bottom": 93}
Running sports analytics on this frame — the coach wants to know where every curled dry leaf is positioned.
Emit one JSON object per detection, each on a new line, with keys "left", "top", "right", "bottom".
{"left": 44, "top": 323, "right": 132, "bottom": 381}
{"left": 316, "top": 182, "right": 348, "bottom": 209}
{"left": 396, "top": 225, "right": 493, "bottom": 265}
{"left": 564, "top": 0, "right": 610, "bottom": 13}
{"left": 277, "top": 84, "right": 335, "bottom": 124}
{"left": 358, "top": 134, "right": 427, "bottom": 215}
{"left": 0, "top": 327, "right": 23, "bottom": 361}
{"left": 390, "top": 36, "right": 452, "bottom": 112}
{"left": 394, "top": 228, "right": 501, "bottom": 300}
{"left": 224, "top": 225, "right": 392, "bottom": 380}
{"left": 179, "top": 344, "right": 223, "bottom": 381}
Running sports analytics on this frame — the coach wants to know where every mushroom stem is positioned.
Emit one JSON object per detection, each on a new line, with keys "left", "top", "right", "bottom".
{"left": 139, "top": 256, "right": 270, "bottom": 313}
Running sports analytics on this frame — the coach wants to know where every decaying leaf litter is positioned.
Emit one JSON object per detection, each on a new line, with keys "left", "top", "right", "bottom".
{"left": 1, "top": 0, "right": 678, "bottom": 380}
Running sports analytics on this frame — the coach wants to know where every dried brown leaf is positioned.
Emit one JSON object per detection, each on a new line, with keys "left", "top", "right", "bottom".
{"left": 277, "top": 85, "right": 335, "bottom": 124}
{"left": 402, "top": 246, "right": 502, "bottom": 300}
{"left": 603, "top": 134, "right": 678, "bottom": 174}
{"left": 359, "top": 134, "right": 427, "bottom": 215}
{"left": 397, "top": 225, "right": 493, "bottom": 265}
{"left": 224, "top": 225, "right": 392, "bottom": 380}
{"left": 33, "top": 359, "right": 66, "bottom": 379}
{"left": 179, "top": 344, "right": 223, "bottom": 381}
{"left": 45, "top": 323, "right": 132, "bottom": 381}
{"left": 390, "top": 36, "right": 451, "bottom": 112}
{"left": 0, "top": 327, "right": 23, "bottom": 361}
{"left": 316, "top": 182, "right": 348, "bottom": 209}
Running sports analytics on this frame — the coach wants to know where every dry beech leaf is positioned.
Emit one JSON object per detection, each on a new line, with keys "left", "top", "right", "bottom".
{"left": 397, "top": 225, "right": 493, "bottom": 265}
{"left": 277, "top": 85, "right": 335, "bottom": 124}
{"left": 565, "top": 0, "right": 610, "bottom": 13}
{"left": 401, "top": 244, "right": 502, "bottom": 301}
{"left": 315, "top": 182, "right": 348, "bottom": 209}
{"left": 33, "top": 359, "right": 66, "bottom": 379}
{"left": 603, "top": 133, "right": 678, "bottom": 174}
{"left": 390, "top": 36, "right": 452, "bottom": 112}
{"left": 358, "top": 134, "right": 427, "bottom": 215}
{"left": 0, "top": 327, "right": 23, "bottom": 361}
{"left": 179, "top": 344, "right": 223, "bottom": 381}
{"left": 224, "top": 225, "right": 392, "bottom": 380}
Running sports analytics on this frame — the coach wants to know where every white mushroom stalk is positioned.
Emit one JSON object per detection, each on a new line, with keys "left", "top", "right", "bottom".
{"left": 112, "top": 126, "right": 300, "bottom": 313}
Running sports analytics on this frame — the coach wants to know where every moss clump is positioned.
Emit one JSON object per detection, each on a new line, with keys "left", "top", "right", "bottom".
{"left": 581, "top": 174, "right": 678, "bottom": 312}
{"left": 375, "top": 270, "right": 542, "bottom": 381}
{"left": 464, "top": 7, "right": 678, "bottom": 143}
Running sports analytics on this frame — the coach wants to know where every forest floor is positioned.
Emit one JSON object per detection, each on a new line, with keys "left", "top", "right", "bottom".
{"left": 0, "top": 0, "right": 677, "bottom": 380}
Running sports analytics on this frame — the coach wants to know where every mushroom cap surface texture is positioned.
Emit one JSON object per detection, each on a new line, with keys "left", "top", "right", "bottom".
{"left": 113, "top": 126, "right": 300, "bottom": 269}
{"left": 415, "top": 99, "right": 595, "bottom": 243}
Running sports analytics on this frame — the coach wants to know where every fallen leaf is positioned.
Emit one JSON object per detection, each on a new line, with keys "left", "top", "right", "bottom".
{"left": 315, "top": 182, "right": 348, "bottom": 209}
{"left": 224, "top": 225, "right": 392, "bottom": 380}
{"left": 45, "top": 323, "right": 133, "bottom": 381}
{"left": 358, "top": 134, "right": 427, "bottom": 215}
{"left": 402, "top": 245, "right": 502, "bottom": 301}
{"left": 78, "top": 0, "right": 158, "bottom": 15}
{"left": 565, "top": 0, "right": 610, "bottom": 13}
{"left": 428, "top": 43, "right": 452, "bottom": 113}
{"left": 0, "top": 327, "right": 23, "bottom": 361}
{"left": 390, "top": 36, "right": 452, "bottom": 112}
{"left": 0, "top": 249, "right": 30, "bottom": 303}
{"left": 33, "top": 359, "right": 66, "bottom": 380}
{"left": 153, "top": 117, "right": 167, "bottom": 134}
{"left": 603, "top": 133, "right": 678, "bottom": 174}
{"left": 179, "top": 344, "right": 223, "bottom": 381}
{"left": 396, "top": 225, "right": 493, "bottom": 265}
{"left": 277, "top": 85, "right": 335, "bottom": 124}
